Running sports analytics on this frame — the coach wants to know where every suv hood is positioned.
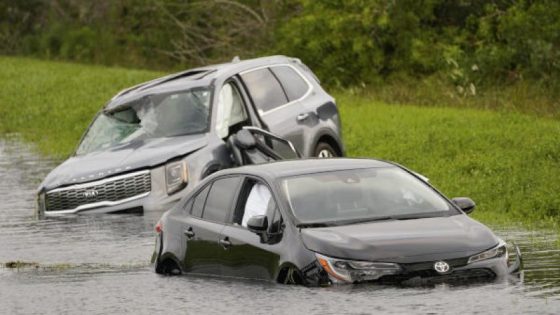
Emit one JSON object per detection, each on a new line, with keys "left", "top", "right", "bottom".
{"left": 40, "top": 134, "right": 208, "bottom": 190}
{"left": 300, "top": 215, "right": 498, "bottom": 263}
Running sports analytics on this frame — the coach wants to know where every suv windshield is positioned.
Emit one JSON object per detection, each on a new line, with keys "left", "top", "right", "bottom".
{"left": 281, "top": 167, "right": 457, "bottom": 226}
{"left": 76, "top": 88, "right": 211, "bottom": 155}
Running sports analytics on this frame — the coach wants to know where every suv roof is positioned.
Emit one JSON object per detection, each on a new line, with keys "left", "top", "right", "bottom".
{"left": 106, "top": 55, "right": 301, "bottom": 110}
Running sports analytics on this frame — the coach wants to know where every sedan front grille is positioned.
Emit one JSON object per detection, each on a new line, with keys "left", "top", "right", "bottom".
{"left": 45, "top": 170, "right": 151, "bottom": 211}
{"left": 377, "top": 267, "right": 496, "bottom": 285}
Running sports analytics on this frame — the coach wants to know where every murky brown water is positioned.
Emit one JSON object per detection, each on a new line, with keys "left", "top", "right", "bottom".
{"left": 0, "top": 138, "right": 558, "bottom": 314}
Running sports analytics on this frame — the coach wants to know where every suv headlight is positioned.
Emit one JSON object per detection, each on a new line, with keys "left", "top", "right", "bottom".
{"left": 316, "top": 253, "right": 401, "bottom": 283}
{"left": 468, "top": 239, "right": 508, "bottom": 264}
{"left": 165, "top": 161, "right": 188, "bottom": 195}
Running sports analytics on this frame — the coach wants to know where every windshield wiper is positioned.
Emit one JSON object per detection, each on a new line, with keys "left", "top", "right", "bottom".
{"left": 296, "top": 222, "right": 331, "bottom": 228}
{"left": 297, "top": 216, "right": 396, "bottom": 228}
{"left": 339, "top": 216, "right": 397, "bottom": 225}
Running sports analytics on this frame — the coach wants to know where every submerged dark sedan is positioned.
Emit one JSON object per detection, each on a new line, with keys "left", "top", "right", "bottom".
{"left": 152, "top": 159, "right": 521, "bottom": 285}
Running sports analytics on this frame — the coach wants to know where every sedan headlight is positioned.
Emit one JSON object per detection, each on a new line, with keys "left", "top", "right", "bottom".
{"left": 165, "top": 161, "right": 188, "bottom": 195}
{"left": 468, "top": 239, "right": 508, "bottom": 264}
{"left": 316, "top": 253, "right": 401, "bottom": 283}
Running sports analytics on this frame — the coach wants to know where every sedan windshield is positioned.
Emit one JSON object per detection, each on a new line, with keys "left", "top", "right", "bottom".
{"left": 76, "top": 88, "right": 211, "bottom": 155}
{"left": 281, "top": 167, "right": 457, "bottom": 225}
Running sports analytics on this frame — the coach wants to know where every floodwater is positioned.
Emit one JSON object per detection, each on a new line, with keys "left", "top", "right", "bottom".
{"left": 0, "top": 138, "right": 558, "bottom": 315}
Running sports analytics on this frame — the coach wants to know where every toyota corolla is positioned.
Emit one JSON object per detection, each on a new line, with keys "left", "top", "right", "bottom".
{"left": 152, "top": 159, "right": 522, "bottom": 285}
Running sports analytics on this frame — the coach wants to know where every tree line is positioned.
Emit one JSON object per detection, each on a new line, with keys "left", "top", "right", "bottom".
{"left": 2, "top": 0, "right": 559, "bottom": 89}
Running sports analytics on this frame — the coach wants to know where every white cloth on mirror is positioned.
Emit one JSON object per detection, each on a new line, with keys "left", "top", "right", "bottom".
{"left": 242, "top": 183, "right": 272, "bottom": 227}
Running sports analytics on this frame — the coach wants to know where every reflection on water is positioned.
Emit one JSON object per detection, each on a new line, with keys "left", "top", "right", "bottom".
{"left": 0, "top": 137, "right": 558, "bottom": 314}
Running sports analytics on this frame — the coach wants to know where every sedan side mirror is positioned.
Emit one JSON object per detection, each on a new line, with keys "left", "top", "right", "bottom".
{"left": 452, "top": 197, "right": 476, "bottom": 214}
{"left": 247, "top": 215, "right": 268, "bottom": 234}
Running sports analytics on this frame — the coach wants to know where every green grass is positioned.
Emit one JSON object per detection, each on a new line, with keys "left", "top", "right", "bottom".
{"left": 0, "top": 56, "right": 558, "bottom": 229}
{"left": 336, "top": 74, "right": 560, "bottom": 120}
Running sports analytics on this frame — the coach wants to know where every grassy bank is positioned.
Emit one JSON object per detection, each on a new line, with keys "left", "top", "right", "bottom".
{"left": 0, "top": 57, "right": 558, "bottom": 228}
{"left": 336, "top": 94, "right": 559, "bottom": 227}
{"left": 336, "top": 75, "right": 560, "bottom": 120}
{"left": 0, "top": 56, "right": 162, "bottom": 158}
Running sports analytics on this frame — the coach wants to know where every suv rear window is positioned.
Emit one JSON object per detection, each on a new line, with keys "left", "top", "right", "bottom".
{"left": 270, "top": 66, "right": 309, "bottom": 101}
{"left": 240, "top": 68, "right": 288, "bottom": 113}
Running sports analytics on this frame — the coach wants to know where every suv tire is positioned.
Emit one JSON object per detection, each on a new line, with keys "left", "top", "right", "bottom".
{"left": 314, "top": 142, "right": 337, "bottom": 158}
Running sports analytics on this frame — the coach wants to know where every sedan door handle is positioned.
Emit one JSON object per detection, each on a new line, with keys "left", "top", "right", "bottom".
{"left": 219, "top": 237, "right": 232, "bottom": 249}
{"left": 296, "top": 113, "right": 310, "bottom": 122}
{"left": 184, "top": 228, "right": 195, "bottom": 239}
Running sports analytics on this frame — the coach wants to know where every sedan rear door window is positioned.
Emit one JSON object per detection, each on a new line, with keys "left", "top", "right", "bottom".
{"left": 202, "top": 177, "right": 242, "bottom": 223}
{"left": 240, "top": 68, "right": 288, "bottom": 113}
{"left": 270, "top": 66, "right": 310, "bottom": 101}
{"left": 191, "top": 184, "right": 211, "bottom": 217}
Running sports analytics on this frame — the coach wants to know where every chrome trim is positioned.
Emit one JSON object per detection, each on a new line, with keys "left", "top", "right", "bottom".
{"left": 48, "top": 170, "right": 150, "bottom": 193}
{"left": 44, "top": 192, "right": 150, "bottom": 215}
{"left": 239, "top": 64, "right": 313, "bottom": 116}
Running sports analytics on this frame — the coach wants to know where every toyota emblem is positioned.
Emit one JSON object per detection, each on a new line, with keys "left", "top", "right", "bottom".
{"left": 434, "top": 261, "right": 450, "bottom": 274}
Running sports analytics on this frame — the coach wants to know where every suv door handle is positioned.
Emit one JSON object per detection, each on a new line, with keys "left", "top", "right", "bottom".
{"left": 219, "top": 237, "right": 232, "bottom": 249}
{"left": 184, "top": 228, "right": 195, "bottom": 239}
{"left": 296, "top": 113, "right": 309, "bottom": 122}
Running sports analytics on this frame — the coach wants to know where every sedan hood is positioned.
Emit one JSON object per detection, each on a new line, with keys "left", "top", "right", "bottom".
{"left": 40, "top": 134, "right": 208, "bottom": 190}
{"left": 300, "top": 215, "right": 499, "bottom": 263}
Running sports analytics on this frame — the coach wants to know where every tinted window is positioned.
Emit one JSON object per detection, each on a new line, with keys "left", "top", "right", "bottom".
{"left": 270, "top": 66, "right": 309, "bottom": 101}
{"left": 202, "top": 177, "right": 242, "bottom": 223}
{"left": 191, "top": 184, "right": 210, "bottom": 217}
{"left": 240, "top": 68, "right": 288, "bottom": 113}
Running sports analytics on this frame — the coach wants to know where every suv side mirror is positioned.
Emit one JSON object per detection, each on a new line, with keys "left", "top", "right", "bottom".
{"left": 247, "top": 215, "right": 268, "bottom": 234}
{"left": 452, "top": 197, "right": 476, "bottom": 214}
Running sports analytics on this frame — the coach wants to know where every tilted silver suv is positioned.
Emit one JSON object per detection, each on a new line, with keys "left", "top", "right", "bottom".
{"left": 37, "top": 56, "right": 344, "bottom": 216}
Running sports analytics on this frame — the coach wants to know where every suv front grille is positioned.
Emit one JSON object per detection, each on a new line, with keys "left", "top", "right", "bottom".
{"left": 45, "top": 170, "right": 151, "bottom": 211}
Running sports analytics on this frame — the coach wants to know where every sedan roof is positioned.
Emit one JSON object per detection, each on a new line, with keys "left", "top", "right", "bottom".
{"left": 219, "top": 158, "right": 396, "bottom": 180}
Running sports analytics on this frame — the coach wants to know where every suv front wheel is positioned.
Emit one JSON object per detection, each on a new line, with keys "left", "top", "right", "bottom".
{"left": 314, "top": 142, "right": 337, "bottom": 158}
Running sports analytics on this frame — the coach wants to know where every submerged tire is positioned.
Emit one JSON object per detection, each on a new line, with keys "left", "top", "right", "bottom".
{"left": 156, "top": 259, "right": 182, "bottom": 276}
{"left": 277, "top": 266, "right": 303, "bottom": 285}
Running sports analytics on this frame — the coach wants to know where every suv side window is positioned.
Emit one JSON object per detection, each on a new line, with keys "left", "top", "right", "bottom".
{"left": 191, "top": 184, "right": 211, "bottom": 217}
{"left": 202, "top": 176, "right": 242, "bottom": 223}
{"left": 240, "top": 68, "right": 288, "bottom": 113}
{"left": 270, "top": 66, "right": 309, "bottom": 102}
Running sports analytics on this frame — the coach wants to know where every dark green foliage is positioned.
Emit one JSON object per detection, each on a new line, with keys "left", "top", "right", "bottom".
{"left": 275, "top": 0, "right": 560, "bottom": 90}
{"left": 0, "top": 0, "right": 289, "bottom": 70}
{"left": 2, "top": 0, "right": 560, "bottom": 94}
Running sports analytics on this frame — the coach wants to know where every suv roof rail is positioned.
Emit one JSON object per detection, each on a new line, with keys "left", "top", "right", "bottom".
{"left": 112, "top": 69, "right": 211, "bottom": 100}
